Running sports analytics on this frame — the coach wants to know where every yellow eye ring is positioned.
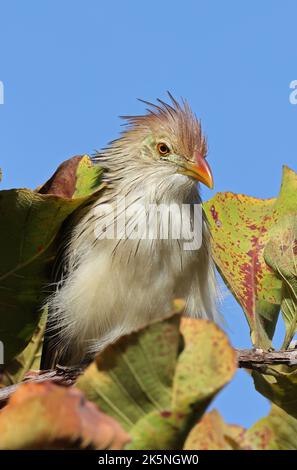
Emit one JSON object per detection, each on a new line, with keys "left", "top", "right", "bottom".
{"left": 157, "top": 143, "right": 170, "bottom": 156}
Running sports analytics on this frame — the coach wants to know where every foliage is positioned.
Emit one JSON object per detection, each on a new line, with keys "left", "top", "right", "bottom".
{"left": 184, "top": 405, "right": 297, "bottom": 450}
{"left": 0, "top": 158, "right": 297, "bottom": 450}
{"left": 183, "top": 409, "right": 244, "bottom": 450}
{"left": 0, "top": 382, "right": 129, "bottom": 450}
{"left": 204, "top": 166, "right": 297, "bottom": 349}
{"left": 0, "top": 156, "right": 103, "bottom": 363}
{"left": 77, "top": 316, "right": 236, "bottom": 450}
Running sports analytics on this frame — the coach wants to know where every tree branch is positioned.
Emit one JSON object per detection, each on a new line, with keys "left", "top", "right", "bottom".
{"left": 237, "top": 348, "right": 297, "bottom": 371}
{"left": 1, "top": 348, "right": 297, "bottom": 407}
{"left": 0, "top": 365, "right": 83, "bottom": 407}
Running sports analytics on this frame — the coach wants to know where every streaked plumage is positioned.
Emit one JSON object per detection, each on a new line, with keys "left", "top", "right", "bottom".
{"left": 43, "top": 94, "right": 218, "bottom": 367}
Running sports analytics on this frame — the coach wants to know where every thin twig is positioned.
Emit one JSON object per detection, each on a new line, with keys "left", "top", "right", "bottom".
{"left": 0, "top": 365, "right": 83, "bottom": 407}
{"left": 1, "top": 349, "right": 297, "bottom": 407}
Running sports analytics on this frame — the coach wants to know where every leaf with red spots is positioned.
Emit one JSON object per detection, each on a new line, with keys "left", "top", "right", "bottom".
{"left": 204, "top": 166, "right": 297, "bottom": 348}
{"left": 183, "top": 406, "right": 297, "bottom": 450}
{"left": 77, "top": 315, "right": 236, "bottom": 450}
{"left": 184, "top": 409, "right": 244, "bottom": 450}
{"left": 240, "top": 405, "right": 297, "bottom": 450}
{"left": 172, "top": 318, "right": 236, "bottom": 415}
{"left": 0, "top": 381, "right": 129, "bottom": 449}
{"left": 0, "top": 156, "right": 104, "bottom": 365}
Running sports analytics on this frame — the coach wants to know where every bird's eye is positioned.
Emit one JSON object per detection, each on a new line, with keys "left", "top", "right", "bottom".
{"left": 157, "top": 143, "right": 170, "bottom": 156}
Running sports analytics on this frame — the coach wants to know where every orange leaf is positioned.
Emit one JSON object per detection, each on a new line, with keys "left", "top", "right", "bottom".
{"left": 0, "top": 381, "right": 129, "bottom": 450}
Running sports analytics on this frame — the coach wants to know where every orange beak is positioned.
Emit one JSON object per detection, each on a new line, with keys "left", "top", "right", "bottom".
{"left": 181, "top": 152, "right": 214, "bottom": 189}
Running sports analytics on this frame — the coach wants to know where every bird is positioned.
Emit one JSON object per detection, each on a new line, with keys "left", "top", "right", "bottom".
{"left": 42, "top": 93, "right": 219, "bottom": 367}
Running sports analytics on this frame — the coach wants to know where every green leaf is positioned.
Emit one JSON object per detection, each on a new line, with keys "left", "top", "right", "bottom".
{"left": 73, "top": 156, "right": 103, "bottom": 198}
{"left": 252, "top": 365, "right": 297, "bottom": 419}
{"left": 203, "top": 192, "right": 278, "bottom": 347}
{"left": 0, "top": 156, "right": 103, "bottom": 363}
{"left": 0, "top": 306, "right": 47, "bottom": 386}
{"left": 264, "top": 216, "right": 297, "bottom": 348}
{"left": 241, "top": 405, "right": 297, "bottom": 450}
{"left": 77, "top": 316, "right": 237, "bottom": 450}
{"left": 204, "top": 166, "right": 297, "bottom": 348}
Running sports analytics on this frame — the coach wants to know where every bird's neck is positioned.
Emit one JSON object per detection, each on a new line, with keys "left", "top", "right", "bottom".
{"left": 94, "top": 151, "right": 201, "bottom": 207}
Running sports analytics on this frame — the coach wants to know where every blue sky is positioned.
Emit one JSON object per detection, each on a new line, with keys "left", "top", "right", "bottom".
{"left": 0, "top": 0, "right": 296, "bottom": 428}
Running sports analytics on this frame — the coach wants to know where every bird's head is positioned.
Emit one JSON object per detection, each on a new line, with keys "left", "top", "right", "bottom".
{"left": 114, "top": 93, "right": 213, "bottom": 190}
